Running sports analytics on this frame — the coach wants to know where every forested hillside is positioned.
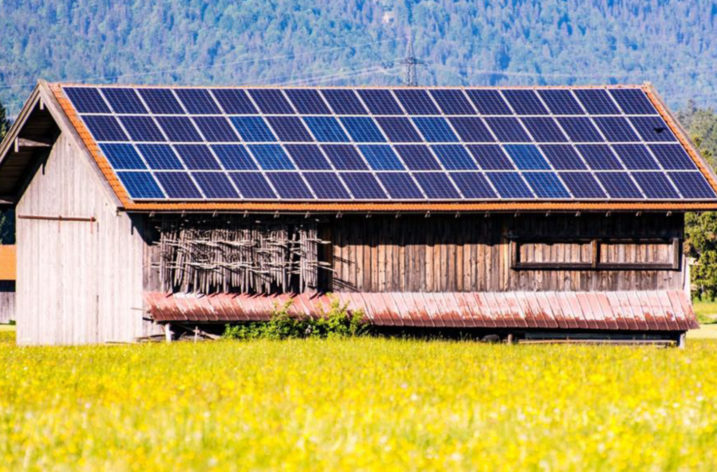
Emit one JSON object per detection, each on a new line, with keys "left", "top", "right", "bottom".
{"left": 1, "top": 0, "right": 717, "bottom": 115}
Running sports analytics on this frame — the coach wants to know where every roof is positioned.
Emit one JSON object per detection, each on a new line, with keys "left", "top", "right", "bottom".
{"left": 144, "top": 290, "right": 697, "bottom": 331}
{"left": 2, "top": 81, "right": 717, "bottom": 212}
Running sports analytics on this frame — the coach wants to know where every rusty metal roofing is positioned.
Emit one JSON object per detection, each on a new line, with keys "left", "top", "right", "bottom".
{"left": 144, "top": 290, "right": 698, "bottom": 331}
{"left": 43, "top": 82, "right": 717, "bottom": 213}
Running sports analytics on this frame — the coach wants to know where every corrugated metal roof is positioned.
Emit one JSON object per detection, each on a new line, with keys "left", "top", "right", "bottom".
{"left": 144, "top": 290, "right": 697, "bottom": 331}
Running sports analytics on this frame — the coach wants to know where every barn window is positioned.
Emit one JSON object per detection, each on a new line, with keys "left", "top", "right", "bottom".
{"left": 510, "top": 237, "right": 680, "bottom": 270}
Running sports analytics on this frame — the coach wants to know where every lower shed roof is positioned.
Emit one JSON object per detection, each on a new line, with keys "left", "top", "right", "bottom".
{"left": 145, "top": 290, "right": 697, "bottom": 332}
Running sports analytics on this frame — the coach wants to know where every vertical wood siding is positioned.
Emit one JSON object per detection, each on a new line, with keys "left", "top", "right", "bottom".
{"left": 15, "top": 134, "right": 153, "bottom": 345}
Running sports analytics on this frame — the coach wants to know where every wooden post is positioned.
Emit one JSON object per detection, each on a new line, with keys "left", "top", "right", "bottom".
{"left": 164, "top": 324, "right": 173, "bottom": 343}
{"left": 677, "top": 332, "right": 686, "bottom": 349}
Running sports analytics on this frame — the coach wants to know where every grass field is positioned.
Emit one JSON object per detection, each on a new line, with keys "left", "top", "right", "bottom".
{"left": 1, "top": 328, "right": 717, "bottom": 470}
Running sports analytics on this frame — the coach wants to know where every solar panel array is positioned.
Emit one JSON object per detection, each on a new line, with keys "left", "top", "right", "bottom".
{"left": 62, "top": 85, "right": 717, "bottom": 202}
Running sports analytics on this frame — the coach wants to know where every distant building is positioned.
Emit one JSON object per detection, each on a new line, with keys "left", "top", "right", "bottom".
{"left": 0, "top": 81, "right": 714, "bottom": 345}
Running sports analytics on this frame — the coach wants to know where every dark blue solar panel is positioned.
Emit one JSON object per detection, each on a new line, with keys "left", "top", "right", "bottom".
{"left": 377, "top": 173, "right": 424, "bottom": 199}
{"left": 632, "top": 172, "right": 679, "bottom": 199}
{"left": 466, "top": 145, "right": 514, "bottom": 170}
{"left": 412, "top": 117, "right": 458, "bottom": 142}
{"left": 539, "top": 145, "right": 586, "bottom": 170}
{"left": 357, "top": 89, "right": 403, "bottom": 115}
{"left": 432, "top": 145, "right": 478, "bottom": 170}
{"left": 175, "top": 88, "right": 221, "bottom": 114}
{"left": 484, "top": 117, "right": 531, "bottom": 142}
{"left": 501, "top": 90, "right": 548, "bottom": 115}
{"left": 573, "top": 89, "right": 620, "bottom": 115}
{"left": 448, "top": 117, "right": 494, "bottom": 142}
{"left": 248, "top": 89, "right": 294, "bottom": 114}
{"left": 101, "top": 88, "right": 147, "bottom": 114}
{"left": 430, "top": 89, "right": 475, "bottom": 115}
{"left": 612, "top": 144, "right": 659, "bottom": 169}
{"left": 303, "top": 172, "right": 351, "bottom": 199}
{"left": 248, "top": 144, "right": 295, "bottom": 170}
{"left": 465, "top": 90, "right": 512, "bottom": 115}
{"left": 285, "top": 145, "right": 331, "bottom": 170}
{"left": 596, "top": 173, "right": 643, "bottom": 199}
{"left": 137, "top": 144, "right": 184, "bottom": 169}
{"left": 450, "top": 172, "right": 497, "bottom": 198}
{"left": 537, "top": 90, "right": 583, "bottom": 115}
{"left": 649, "top": 144, "right": 696, "bottom": 170}
{"left": 523, "top": 172, "right": 571, "bottom": 198}
{"left": 322, "top": 145, "right": 368, "bottom": 170}
{"left": 359, "top": 145, "right": 404, "bottom": 170}
{"left": 117, "top": 172, "right": 164, "bottom": 199}
{"left": 557, "top": 117, "right": 604, "bottom": 142}
{"left": 610, "top": 89, "right": 655, "bottom": 115}
{"left": 504, "top": 145, "right": 550, "bottom": 170}
{"left": 304, "top": 117, "right": 349, "bottom": 142}
{"left": 155, "top": 116, "right": 202, "bottom": 142}
{"left": 230, "top": 172, "right": 277, "bottom": 199}
{"left": 376, "top": 117, "right": 422, "bottom": 142}
{"left": 559, "top": 172, "right": 606, "bottom": 199}
{"left": 65, "top": 87, "right": 110, "bottom": 113}
{"left": 414, "top": 173, "right": 460, "bottom": 199}
{"left": 211, "top": 89, "right": 258, "bottom": 114}
{"left": 320, "top": 89, "right": 367, "bottom": 115}
{"left": 521, "top": 117, "right": 567, "bottom": 142}
{"left": 266, "top": 116, "right": 314, "bottom": 142}
{"left": 630, "top": 117, "right": 677, "bottom": 142}
{"left": 284, "top": 89, "right": 331, "bottom": 114}
{"left": 99, "top": 143, "right": 146, "bottom": 170}
{"left": 394, "top": 145, "right": 441, "bottom": 170}
{"left": 119, "top": 116, "right": 165, "bottom": 141}
{"left": 211, "top": 145, "right": 257, "bottom": 170}
{"left": 340, "top": 173, "right": 386, "bottom": 199}
{"left": 670, "top": 172, "right": 717, "bottom": 199}
{"left": 192, "top": 172, "right": 239, "bottom": 198}
{"left": 394, "top": 89, "right": 440, "bottom": 115}
{"left": 155, "top": 172, "right": 203, "bottom": 198}
{"left": 577, "top": 145, "right": 623, "bottom": 170}
{"left": 192, "top": 116, "right": 240, "bottom": 142}
{"left": 230, "top": 117, "right": 276, "bottom": 142}
{"left": 341, "top": 117, "right": 385, "bottom": 142}
{"left": 593, "top": 117, "right": 640, "bottom": 142}
{"left": 137, "top": 89, "right": 184, "bottom": 114}
{"left": 487, "top": 173, "right": 534, "bottom": 198}
{"left": 83, "top": 115, "right": 128, "bottom": 141}
{"left": 174, "top": 144, "right": 221, "bottom": 170}
{"left": 266, "top": 173, "right": 313, "bottom": 199}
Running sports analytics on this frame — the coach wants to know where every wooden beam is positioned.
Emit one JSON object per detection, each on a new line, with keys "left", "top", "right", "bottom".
{"left": 16, "top": 137, "right": 52, "bottom": 148}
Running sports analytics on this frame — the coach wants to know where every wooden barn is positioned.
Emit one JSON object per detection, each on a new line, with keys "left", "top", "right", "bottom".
{"left": 0, "top": 81, "right": 715, "bottom": 345}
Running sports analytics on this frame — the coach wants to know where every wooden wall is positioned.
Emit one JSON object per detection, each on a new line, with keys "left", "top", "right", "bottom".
{"left": 0, "top": 281, "right": 14, "bottom": 323}
{"left": 328, "top": 213, "right": 685, "bottom": 293}
{"left": 15, "top": 133, "right": 158, "bottom": 345}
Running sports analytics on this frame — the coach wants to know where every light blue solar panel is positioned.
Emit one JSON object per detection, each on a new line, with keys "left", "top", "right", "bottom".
{"left": 432, "top": 145, "right": 478, "bottom": 170}
{"left": 230, "top": 172, "right": 276, "bottom": 199}
{"left": 192, "top": 116, "right": 239, "bottom": 142}
{"left": 230, "top": 117, "right": 276, "bottom": 142}
{"left": 285, "top": 145, "right": 331, "bottom": 170}
{"left": 248, "top": 144, "right": 295, "bottom": 170}
{"left": 632, "top": 172, "right": 679, "bottom": 199}
{"left": 378, "top": 173, "right": 424, "bottom": 199}
{"left": 303, "top": 117, "right": 349, "bottom": 142}
{"left": 414, "top": 173, "right": 461, "bottom": 199}
{"left": 303, "top": 172, "right": 351, "bottom": 199}
{"left": 449, "top": 117, "right": 494, "bottom": 142}
{"left": 99, "top": 143, "right": 146, "bottom": 170}
{"left": 430, "top": 89, "right": 475, "bottom": 115}
{"left": 322, "top": 145, "right": 368, "bottom": 170}
{"left": 503, "top": 145, "right": 550, "bottom": 170}
{"left": 83, "top": 115, "right": 128, "bottom": 141}
{"left": 596, "top": 173, "right": 642, "bottom": 199}
{"left": 523, "top": 172, "right": 571, "bottom": 198}
{"left": 137, "top": 144, "right": 184, "bottom": 170}
{"left": 670, "top": 172, "right": 717, "bottom": 199}
{"left": 155, "top": 116, "right": 202, "bottom": 142}
{"left": 65, "top": 87, "right": 110, "bottom": 113}
{"left": 175, "top": 88, "right": 221, "bottom": 114}
{"left": 137, "top": 89, "right": 184, "bottom": 114}
{"left": 155, "top": 172, "right": 203, "bottom": 199}
{"left": 266, "top": 173, "right": 313, "bottom": 199}
{"left": 577, "top": 145, "right": 623, "bottom": 170}
{"left": 484, "top": 117, "right": 531, "bottom": 142}
{"left": 266, "top": 116, "right": 314, "bottom": 142}
{"left": 192, "top": 172, "right": 239, "bottom": 198}
{"left": 174, "top": 144, "right": 221, "bottom": 170}
{"left": 211, "top": 145, "right": 257, "bottom": 170}
{"left": 376, "top": 117, "right": 422, "bottom": 142}
{"left": 394, "top": 145, "right": 441, "bottom": 170}
{"left": 357, "top": 89, "right": 403, "bottom": 115}
{"left": 521, "top": 117, "right": 567, "bottom": 142}
{"left": 101, "top": 88, "right": 147, "bottom": 114}
{"left": 117, "top": 172, "right": 164, "bottom": 199}
{"left": 359, "top": 145, "right": 404, "bottom": 170}
{"left": 341, "top": 117, "right": 385, "bottom": 142}
{"left": 559, "top": 172, "right": 606, "bottom": 199}
{"left": 450, "top": 172, "right": 496, "bottom": 198}
{"left": 612, "top": 144, "right": 660, "bottom": 170}
{"left": 118, "top": 116, "right": 165, "bottom": 142}
{"left": 466, "top": 145, "right": 514, "bottom": 170}
{"left": 412, "top": 117, "right": 458, "bottom": 142}
{"left": 394, "top": 89, "right": 440, "bottom": 115}
{"left": 539, "top": 145, "right": 586, "bottom": 170}
{"left": 488, "top": 173, "right": 533, "bottom": 198}
{"left": 340, "top": 172, "right": 387, "bottom": 199}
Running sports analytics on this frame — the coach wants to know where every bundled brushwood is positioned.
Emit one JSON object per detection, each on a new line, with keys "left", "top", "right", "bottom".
{"left": 152, "top": 216, "right": 329, "bottom": 294}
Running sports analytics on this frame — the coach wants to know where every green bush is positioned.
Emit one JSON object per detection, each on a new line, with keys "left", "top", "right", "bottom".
{"left": 222, "top": 297, "right": 366, "bottom": 340}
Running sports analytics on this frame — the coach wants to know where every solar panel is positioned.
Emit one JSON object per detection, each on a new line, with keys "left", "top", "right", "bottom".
{"left": 65, "top": 85, "right": 717, "bottom": 203}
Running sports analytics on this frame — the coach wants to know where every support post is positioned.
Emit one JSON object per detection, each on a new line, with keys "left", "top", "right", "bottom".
{"left": 164, "top": 324, "right": 173, "bottom": 343}
{"left": 677, "top": 332, "right": 686, "bottom": 349}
